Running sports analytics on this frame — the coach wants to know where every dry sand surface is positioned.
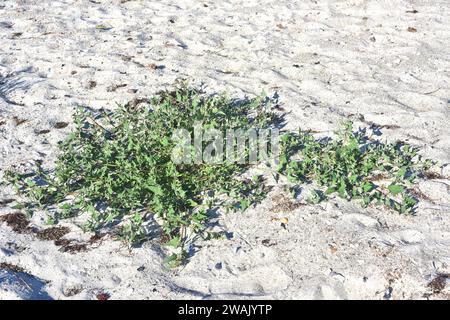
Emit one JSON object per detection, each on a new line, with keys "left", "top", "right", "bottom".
{"left": 1, "top": 0, "right": 450, "bottom": 299}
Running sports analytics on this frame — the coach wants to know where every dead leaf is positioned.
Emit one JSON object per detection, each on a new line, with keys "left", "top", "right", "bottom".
{"left": 107, "top": 83, "right": 127, "bottom": 92}
{"left": 95, "top": 24, "right": 112, "bottom": 31}
{"left": 96, "top": 292, "right": 110, "bottom": 300}
{"left": 87, "top": 80, "right": 97, "bottom": 89}
{"left": 271, "top": 217, "right": 288, "bottom": 224}
{"left": 36, "top": 226, "right": 70, "bottom": 241}
{"left": 54, "top": 122, "right": 69, "bottom": 129}
{"left": 36, "top": 129, "right": 51, "bottom": 135}
{"left": 13, "top": 116, "right": 27, "bottom": 126}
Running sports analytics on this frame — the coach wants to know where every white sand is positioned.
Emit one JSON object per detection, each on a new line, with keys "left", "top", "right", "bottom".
{"left": 1, "top": 0, "right": 449, "bottom": 299}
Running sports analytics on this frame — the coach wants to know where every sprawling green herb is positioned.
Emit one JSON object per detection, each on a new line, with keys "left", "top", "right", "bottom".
{"left": 277, "top": 121, "right": 432, "bottom": 213}
{"left": 5, "top": 84, "right": 277, "bottom": 258}
{"left": 5, "top": 83, "right": 433, "bottom": 265}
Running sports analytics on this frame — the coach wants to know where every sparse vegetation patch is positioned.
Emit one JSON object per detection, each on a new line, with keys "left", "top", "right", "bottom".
{"left": 277, "top": 121, "right": 432, "bottom": 213}
{"left": 5, "top": 84, "right": 278, "bottom": 264}
{"left": 3, "top": 83, "right": 434, "bottom": 265}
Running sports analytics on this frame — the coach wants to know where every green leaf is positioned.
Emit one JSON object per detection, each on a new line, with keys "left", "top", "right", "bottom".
{"left": 147, "top": 185, "right": 163, "bottom": 196}
{"left": 11, "top": 203, "right": 26, "bottom": 210}
{"left": 388, "top": 184, "right": 404, "bottom": 195}
{"left": 163, "top": 254, "right": 180, "bottom": 268}
{"left": 161, "top": 137, "right": 170, "bottom": 147}
{"left": 166, "top": 236, "right": 181, "bottom": 248}
{"left": 187, "top": 199, "right": 198, "bottom": 206}
{"left": 239, "top": 199, "right": 250, "bottom": 211}
{"left": 362, "top": 182, "right": 374, "bottom": 193}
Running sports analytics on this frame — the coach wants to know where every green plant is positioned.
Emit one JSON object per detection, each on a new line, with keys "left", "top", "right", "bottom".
{"left": 5, "top": 83, "right": 278, "bottom": 251}
{"left": 277, "top": 121, "right": 432, "bottom": 213}
{"left": 306, "top": 189, "right": 325, "bottom": 204}
{"left": 4, "top": 83, "right": 434, "bottom": 264}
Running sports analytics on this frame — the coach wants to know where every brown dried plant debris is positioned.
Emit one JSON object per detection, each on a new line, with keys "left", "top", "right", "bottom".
{"left": 107, "top": 83, "right": 127, "bottom": 92}
{"left": 63, "top": 285, "right": 84, "bottom": 297}
{"left": 159, "top": 233, "right": 171, "bottom": 245}
{"left": 427, "top": 274, "right": 449, "bottom": 294}
{"left": 96, "top": 291, "right": 111, "bottom": 300}
{"left": 12, "top": 116, "right": 27, "bottom": 126}
{"left": 0, "top": 262, "right": 26, "bottom": 273}
{"left": 36, "top": 226, "right": 71, "bottom": 241}
{"left": 88, "top": 233, "right": 107, "bottom": 245}
{"left": 370, "top": 172, "right": 390, "bottom": 182}
{"left": 36, "top": 129, "right": 51, "bottom": 135}
{"left": 1, "top": 213, "right": 89, "bottom": 254}
{"left": 270, "top": 194, "right": 305, "bottom": 213}
{"left": 55, "top": 239, "right": 88, "bottom": 254}
{"left": 54, "top": 122, "right": 69, "bottom": 129}
{"left": 423, "top": 171, "right": 445, "bottom": 180}
{"left": 409, "top": 188, "right": 433, "bottom": 202}
{"left": 261, "top": 238, "right": 277, "bottom": 247}
{"left": 0, "top": 212, "right": 33, "bottom": 233}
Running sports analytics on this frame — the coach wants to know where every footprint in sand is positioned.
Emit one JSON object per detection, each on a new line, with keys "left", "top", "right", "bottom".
{"left": 225, "top": 265, "right": 292, "bottom": 296}
{"left": 339, "top": 213, "right": 381, "bottom": 229}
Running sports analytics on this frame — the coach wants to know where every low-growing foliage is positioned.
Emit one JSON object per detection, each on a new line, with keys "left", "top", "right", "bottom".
{"left": 277, "top": 121, "right": 432, "bottom": 213}
{"left": 5, "top": 84, "right": 278, "bottom": 257}
{"left": 4, "top": 83, "right": 433, "bottom": 264}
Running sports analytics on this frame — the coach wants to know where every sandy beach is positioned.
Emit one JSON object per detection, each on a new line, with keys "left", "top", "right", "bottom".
{"left": 1, "top": 0, "right": 449, "bottom": 299}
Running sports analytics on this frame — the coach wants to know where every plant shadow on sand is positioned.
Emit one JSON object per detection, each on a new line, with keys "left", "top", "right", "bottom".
{"left": 0, "top": 263, "right": 52, "bottom": 300}
{"left": 0, "top": 67, "right": 40, "bottom": 106}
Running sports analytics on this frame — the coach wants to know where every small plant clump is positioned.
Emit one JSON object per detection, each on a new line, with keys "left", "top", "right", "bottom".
{"left": 5, "top": 84, "right": 278, "bottom": 255}
{"left": 3, "top": 83, "right": 434, "bottom": 263}
{"left": 277, "top": 121, "right": 432, "bottom": 213}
